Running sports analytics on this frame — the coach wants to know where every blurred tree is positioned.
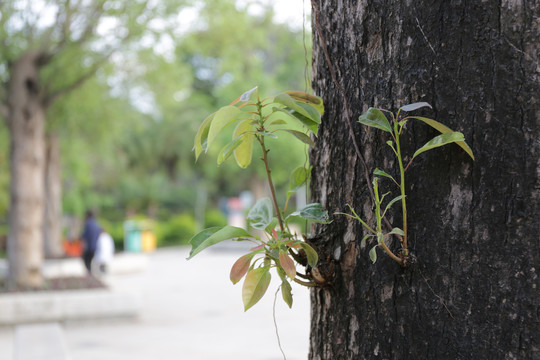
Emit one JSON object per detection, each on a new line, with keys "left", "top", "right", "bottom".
{"left": 0, "top": 0, "right": 187, "bottom": 287}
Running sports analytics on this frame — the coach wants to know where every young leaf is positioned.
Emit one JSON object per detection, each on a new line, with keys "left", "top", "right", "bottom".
{"left": 239, "top": 86, "right": 258, "bottom": 102}
{"left": 289, "top": 166, "right": 310, "bottom": 192}
{"left": 412, "top": 131, "right": 465, "bottom": 160}
{"left": 373, "top": 168, "right": 396, "bottom": 183}
{"left": 188, "top": 226, "right": 252, "bottom": 259}
{"left": 230, "top": 253, "right": 256, "bottom": 284}
{"left": 274, "top": 93, "right": 321, "bottom": 123}
{"left": 207, "top": 106, "right": 242, "bottom": 151}
{"left": 369, "top": 245, "right": 378, "bottom": 263}
{"left": 282, "top": 129, "right": 315, "bottom": 146}
{"left": 361, "top": 234, "right": 374, "bottom": 243}
{"left": 242, "top": 267, "right": 271, "bottom": 311}
{"left": 400, "top": 102, "right": 432, "bottom": 112}
{"left": 407, "top": 116, "right": 475, "bottom": 160}
{"left": 217, "top": 137, "right": 244, "bottom": 165}
{"left": 279, "top": 251, "right": 296, "bottom": 279}
{"left": 233, "top": 120, "right": 254, "bottom": 168}
{"left": 194, "top": 112, "right": 215, "bottom": 160}
{"left": 288, "top": 203, "right": 330, "bottom": 223}
{"left": 358, "top": 108, "right": 392, "bottom": 133}
{"left": 247, "top": 197, "right": 274, "bottom": 230}
{"left": 298, "top": 242, "right": 319, "bottom": 267}
{"left": 281, "top": 278, "right": 293, "bottom": 308}
{"left": 388, "top": 228, "right": 405, "bottom": 236}
{"left": 382, "top": 195, "right": 406, "bottom": 218}
{"left": 284, "top": 91, "right": 324, "bottom": 115}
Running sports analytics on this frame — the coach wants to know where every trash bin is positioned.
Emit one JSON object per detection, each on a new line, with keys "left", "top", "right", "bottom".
{"left": 124, "top": 220, "right": 142, "bottom": 252}
{"left": 123, "top": 219, "right": 156, "bottom": 252}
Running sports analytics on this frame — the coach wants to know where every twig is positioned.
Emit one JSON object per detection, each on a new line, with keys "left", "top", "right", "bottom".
{"left": 273, "top": 288, "right": 288, "bottom": 360}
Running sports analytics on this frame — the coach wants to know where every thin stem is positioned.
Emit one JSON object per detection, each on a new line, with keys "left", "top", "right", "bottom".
{"left": 379, "top": 239, "right": 404, "bottom": 265}
{"left": 255, "top": 102, "right": 285, "bottom": 232}
{"left": 394, "top": 128, "right": 408, "bottom": 255}
{"left": 293, "top": 278, "right": 317, "bottom": 287}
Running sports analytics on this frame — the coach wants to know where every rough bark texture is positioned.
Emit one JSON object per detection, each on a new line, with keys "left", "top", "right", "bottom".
{"left": 7, "top": 52, "right": 46, "bottom": 287}
{"left": 309, "top": 1, "right": 539, "bottom": 359}
{"left": 44, "top": 132, "right": 63, "bottom": 258}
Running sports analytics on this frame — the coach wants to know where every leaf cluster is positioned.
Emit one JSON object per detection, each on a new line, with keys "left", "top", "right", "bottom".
{"left": 188, "top": 87, "right": 329, "bottom": 310}
{"left": 343, "top": 102, "right": 474, "bottom": 264}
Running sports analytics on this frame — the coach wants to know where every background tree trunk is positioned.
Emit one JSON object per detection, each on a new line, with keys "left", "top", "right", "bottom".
{"left": 43, "top": 132, "right": 63, "bottom": 258}
{"left": 7, "top": 52, "right": 46, "bottom": 287}
{"left": 309, "top": 1, "right": 539, "bottom": 359}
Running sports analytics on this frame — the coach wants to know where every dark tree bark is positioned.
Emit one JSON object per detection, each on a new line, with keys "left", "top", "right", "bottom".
{"left": 309, "top": 1, "right": 539, "bottom": 359}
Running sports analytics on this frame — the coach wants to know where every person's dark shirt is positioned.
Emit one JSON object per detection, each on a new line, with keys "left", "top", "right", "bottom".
{"left": 81, "top": 218, "right": 101, "bottom": 252}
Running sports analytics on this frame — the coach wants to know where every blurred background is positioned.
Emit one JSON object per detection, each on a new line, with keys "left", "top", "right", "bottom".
{"left": 0, "top": 0, "right": 312, "bottom": 253}
{"left": 0, "top": 1, "right": 315, "bottom": 359}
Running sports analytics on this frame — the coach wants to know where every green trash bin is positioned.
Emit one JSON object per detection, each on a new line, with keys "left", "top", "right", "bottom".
{"left": 124, "top": 220, "right": 142, "bottom": 252}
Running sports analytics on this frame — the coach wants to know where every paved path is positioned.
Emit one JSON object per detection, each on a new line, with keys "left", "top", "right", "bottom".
{"left": 27, "top": 247, "right": 310, "bottom": 360}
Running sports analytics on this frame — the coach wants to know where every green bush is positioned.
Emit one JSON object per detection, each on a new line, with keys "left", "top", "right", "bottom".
{"left": 156, "top": 213, "right": 196, "bottom": 247}
{"left": 204, "top": 209, "right": 227, "bottom": 228}
{"left": 98, "top": 219, "right": 125, "bottom": 251}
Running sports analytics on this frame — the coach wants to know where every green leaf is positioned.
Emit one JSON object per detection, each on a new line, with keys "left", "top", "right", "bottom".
{"left": 412, "top": 131, "right": 465, "bottom": 160}
{"left": 217, "top": 137, "right": 244, "bottom": 165}
{"left": 233, "top": 119, "right": 254, "bottom": 168}
{"left": 373, "top": 168, "right": 396, "bottom": 183}
{"left": 272, "top": 108, "right": 319, "bottom": 134}
{"left": 274, "top": 93, "right": 321, "bottom": 123}
{"left": 377, "top": 232, "right": 384, "bottom": 244}
{"left": 382, "top": 195, "right": 406, "bottom": 218}
{"left": 194, "top": 112, "right": 215, "bottom": 160}
{"left": 388, "top": 228, "right": 405, "bottom": 236}
{"left": 279, "top": 251, "right": 296, "bottom": 279}
{"left": 369, "top": 245, "right": 378, "bottom": 264}
{"left": 247, "top": 197, "right": 273, "bottom": 230}
{"left": 282, "top": 129, "right": 315, "bottom": 146}
{"left": 361, "top": 234, "right": 374, "bottom": 243}
{"left": 407, "top": 116, "right": 475, "bottom": 160}
{"left": 188, "top": 226, "right": 252, "bottom": 259}
{"left": 358, "top": 108, "right": 392, "bottom": 133}
{"left": 298, "top": 242, "right": 318, "bottom": 267}
{"left": 288, "top": 203, "right": 330, "bottom": 224}
{"left": 284, "top": 91, "right": 324, "bottom": 115}
{"left": 400, "top": 102, "right": 432, "bottom": 112}
{"left": 268, "top": 119, "right": 287, "bottom": 126}
{"left": 242, "top": 267, "right": 271, "bottom": 311}
{"left": 289, "top": 166, "right": 310, "bottom": 192}
{"left": 230, "top": 252, "right": 256, "bottom": 284}
{"left": 281, "top": 278, "right": 293, "bottom": 308}
{"left": 264, "top": 218, "right": 278, "bottom": 233}
{"left": 257, "top": 131, "right": 278, "bottom": 139}
{"left": 240, "top": 86, "right": 258, "bottom": 102}
{"left": 207, "top": 106, "right": 242, "bottom": 151}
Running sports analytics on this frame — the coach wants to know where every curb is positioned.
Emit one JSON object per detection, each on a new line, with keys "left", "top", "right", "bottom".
{"left": 0, "top": 288, "right": 142, "bottom": 325}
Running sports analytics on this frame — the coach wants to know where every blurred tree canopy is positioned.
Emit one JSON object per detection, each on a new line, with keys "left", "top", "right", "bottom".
{"left": 0, "top": 0, "right": 312, "bottom": 227}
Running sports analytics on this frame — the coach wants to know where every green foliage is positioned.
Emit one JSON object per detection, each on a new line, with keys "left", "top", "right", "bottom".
{"left": 98, "top": 219, "right": 125, "bottom": 251}
{"left": 156, "top": 213, "right": 196, "bottom": 247}
{"left": 341, "top": 103, "right": 474, "bottom": 265}
{"left": 188, "top": 87, "right": 327, "bottom": 310}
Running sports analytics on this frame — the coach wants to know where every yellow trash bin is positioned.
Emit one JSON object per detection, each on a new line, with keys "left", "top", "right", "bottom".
{"left": 141, "top": 230, "right": 156, "bottom": 252}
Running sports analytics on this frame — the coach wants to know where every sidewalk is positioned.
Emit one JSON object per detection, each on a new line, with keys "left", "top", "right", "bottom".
{"left": 2, "top": 247, "right": 311, "bottom": 360}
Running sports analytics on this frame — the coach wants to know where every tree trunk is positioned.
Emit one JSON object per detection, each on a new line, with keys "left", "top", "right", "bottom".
{"left": 6, "top": 52, "right": 46, "bottom": 287}
{"left": 44, "top": 132, "right": 64, "bottom": 258}
{"left": 309, "top": 1, "right": 539, "bottom": 359}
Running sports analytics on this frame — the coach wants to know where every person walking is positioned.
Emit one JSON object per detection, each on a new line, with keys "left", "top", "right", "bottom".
{"left": 80, "top": 210, "right": 102, "bottom": 273}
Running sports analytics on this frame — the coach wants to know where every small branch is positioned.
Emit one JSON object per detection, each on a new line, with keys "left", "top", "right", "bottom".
{"left": 293, "top": 278, "right": 317, "bottom": 287}
{"left": 258, "top": 135, "right": 285, "bottom": 232}
{"left": 379, "top": 239, "right": 403, "bottom": 265}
